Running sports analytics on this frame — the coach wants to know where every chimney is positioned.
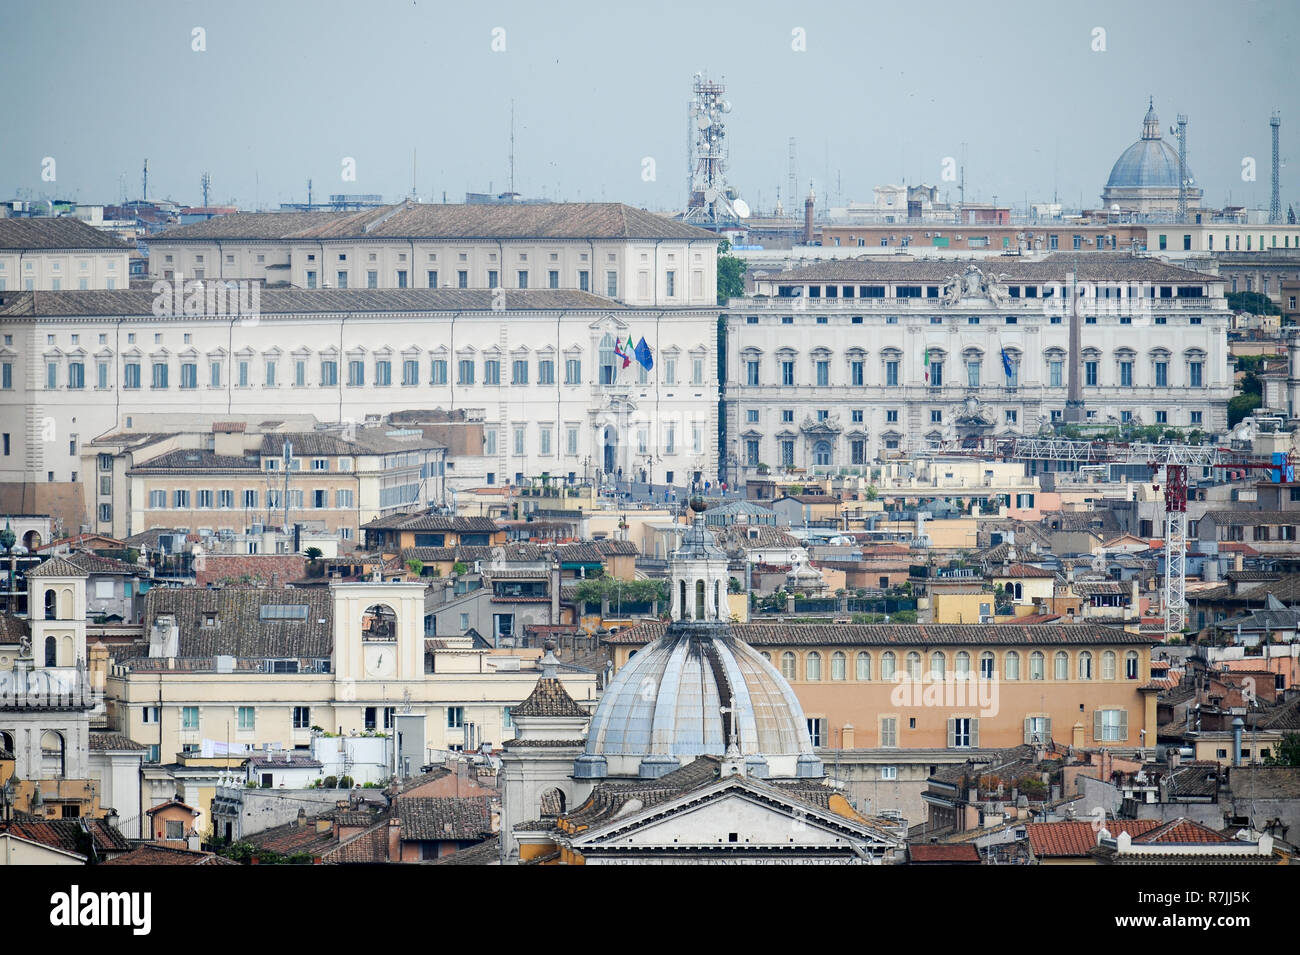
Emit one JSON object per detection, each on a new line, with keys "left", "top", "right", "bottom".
{"left": 387, "top": 817, "right": 402, "bottom": 862}
{"left": 1167, "top": 748, "right": 1180, "bottom": 770}
{"left": 270, "top": 572, "right": 282, "bottom": 589}
{"left": 804, "top": 185, "right": 816, "bottom": 244}
{"left": 296, "top": 807, "right": 307, "bottom": 828}
{"left": 1232, "top": 717, "right": 1245, "bottom": 767}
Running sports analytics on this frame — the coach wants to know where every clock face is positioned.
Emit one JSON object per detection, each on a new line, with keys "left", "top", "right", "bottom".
{"left": 363, "top": 645, "right": 395, "bottom": 678}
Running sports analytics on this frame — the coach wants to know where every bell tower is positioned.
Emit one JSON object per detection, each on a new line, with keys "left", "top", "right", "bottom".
{"left": 25, "top": 557, "right": 87, "bottom": 670}
{"left": 670, "top": 500, "right": 730, "bottom": 623}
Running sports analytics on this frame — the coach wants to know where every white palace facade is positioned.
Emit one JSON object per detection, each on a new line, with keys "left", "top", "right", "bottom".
{"left": 723, "top": 254, "right": 1232, "bottom": 485}
{"left": 0, "top": 288, "right": 720, "bottom": 515}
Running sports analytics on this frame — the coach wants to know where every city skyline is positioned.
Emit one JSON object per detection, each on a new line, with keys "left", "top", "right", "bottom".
{"left": 2, "top": 0, "right": 1297, "bottom": 214}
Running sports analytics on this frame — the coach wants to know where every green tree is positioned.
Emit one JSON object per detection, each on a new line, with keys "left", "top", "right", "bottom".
{"left": 1266, "top": 732, "right": 1300, "bottom": 767}
{"left": 716, "top": 239, "right": 745, "bottom": 305}
{"left": 1226, "top": 291, "right": 1280, "bottom": 315}
{"left": 304, "top": 546, "right": 323, "bottom": 562}
{"left": 1228, "top": 393, "right": 1263, "bottom": 427}
{"left": 405, "top": 558, "right": 424, "bottom": 576}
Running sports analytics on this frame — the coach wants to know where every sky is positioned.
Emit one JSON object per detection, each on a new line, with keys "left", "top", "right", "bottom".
{"left": 2, "top": 0, "right": 1298, "bottom": 215}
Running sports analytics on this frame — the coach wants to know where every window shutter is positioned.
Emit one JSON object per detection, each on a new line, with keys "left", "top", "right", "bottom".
{"left": 1093, "top": 709, "right": 1103, "bottom": 741}
{"left": 1023, "top": 717, "right": 1032, "bottom": 744}
{"left": 1044, "top": 717, "right": 1052, "bottom": 742}
{"left": 1118, "top": 709, "right": 1128, "bottom": 741}
{"left": 947, "top": 718, "right": 956, "bottom": 748}
{"left": 970, "top": 719, "right": 980, "bottom": 748}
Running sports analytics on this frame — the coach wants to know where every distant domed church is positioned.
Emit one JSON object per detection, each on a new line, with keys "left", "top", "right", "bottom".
{"left": 497, "top": 502, "right": 905, "bottom": 864}
{"left": 1101, "top": 99, "right": 1203, "bottom": 216}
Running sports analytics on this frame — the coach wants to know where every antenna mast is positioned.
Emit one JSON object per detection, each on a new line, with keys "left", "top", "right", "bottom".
{"left": 200, "top": 172, "right": 211, "bottom": 208}
{"left": 509, "top": 100, "right": 516, "bottom": 196}
{"left": 1270, "top": 111, "right": 1282, "bottom": 224}
{"left": 142, "top": 159, "right": 148, "bottom": 202}
{"left": 788, "top": 138, "right": 797, "bottom": 216}
{"left": 1172, "top": 114, "right": 1188, "bottom": 222}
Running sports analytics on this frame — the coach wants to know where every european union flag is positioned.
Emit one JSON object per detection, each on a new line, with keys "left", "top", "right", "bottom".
{"left": 635, "top": 337, "right": 653, "bottom": 370}
{"left": 1001, "top": 347, "right": 1014, "bottom": 378}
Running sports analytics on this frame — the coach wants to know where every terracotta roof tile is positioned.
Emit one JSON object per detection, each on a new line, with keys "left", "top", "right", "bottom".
{"left": 907, "top": 843, "right": 981, "bottom": 863}
{"left": 605, "top": 621, "right": 1152, "bottom": 647}
{"left": 512, "top": 677, "right": 591, "bottom": 718}
{"left": 101, "top": 844, "right": 239, "bottom": 865}
{"left": 1026, "top": 820, "right": 1161, "bottom": 857}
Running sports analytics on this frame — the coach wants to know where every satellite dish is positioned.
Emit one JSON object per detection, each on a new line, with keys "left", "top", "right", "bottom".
{"left": 733, "top": 198, "right": 751, "bottom": 219}
{"left": 696, "top": 114, "right": 711, "bottom": 130}
{"left": 721, "top": 100, "right": 732, "bottom": 113}
{"left": 704, "top": 187, "right": 719, "bottom": 203}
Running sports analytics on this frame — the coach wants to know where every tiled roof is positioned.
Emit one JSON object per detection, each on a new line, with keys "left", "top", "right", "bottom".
{"left": 102, "top": 844, "right": 238, "bottom": 865}
{"left": 995, "top": 563, "right": 1057, "bottom": 579}
{"left": 1226, "top": 766, "right": 1300, "bottom": 799}
{"left": 322, "top": 821, "right": 391, "bottom": 863}
{"left": 1071, "top": 581, "right": 1126, "bottom": 596}
{"left": 1135, "top": 818, "right": 1229, "bottom": 844}
{"left": 127, "top": 449, "right": 258, "bottom": 474}
{"left": 0, "top": 614, "right": 29, "bottom": 644}
{"left": 146, "top": 798, "right": 200, "bottom": 816}
{"left": 88, "top": 733, "right": 148, "bottom": 752}
{"left": 259, "top": 431, "right": 442, "bottom": 457}
{"left": 364, "top": 513, "right": 500, "bottom": 533}
{"left": 136, "top": 586, "right": 332, "bottom": 659}
{"left": 0, "top": 216, "right": 133, "bottom": 251}
{"left": 247, "top": 818, "right": 339, "bottom": 856}
{"left": 1202, "top": 510, "right": 1300, "bottom": 525}
{"left": 1026, "top": 820, "right": 1161, "bottom": 857}
{"left": 247, "top": 753, "right": 323, "bottom": 769}
{"left": 428, "top": 834, "right": 500, "bottom": 865}
{"left": 150, "top": 202, "right": 715, "bottom": 242}
{"left": 195, "top": 554, "right": 308, "bottom": 588}
{"left": 907, "top": 843, "right": 981, "bottom": 863}
{"left": 0, "top": 288, "right": 624, "bottom": 319}
{"left": 1256, "top": 697, "right": 1300, "bottom": 731}
{"left": 393, "top": 796, "right": 493, "bottom": 842}
{"left": 512, "top": 677, "right": 591, "bottom": 718}
{"left": 64, "top": 552, "right": 147, "bottom": 577}
{"left": 4, "top": 818, "right": 131, "bottom": 855}
{"left": 401, "top": 543, "right": 543, "bottom": 563}
{"left": 27, "top": 556, "right": 87, "bottom": 578}
{"left": 761, "top": 252, "right": 1219, "bottom": 285}
{"left": 605, "top": 621, "right": 1152, "bottom": 647}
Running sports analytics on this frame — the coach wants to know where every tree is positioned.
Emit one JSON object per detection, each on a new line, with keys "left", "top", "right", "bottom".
{"left": 1228, "top": 393, "right": 1263, "bottom": 427}
{"left": 304, "top": 546, "right": 323, "bottom": 562}
{"left": 1226, "top": 291, "right": 1280, "bottom": 315}
{"left": 717, "top": 239, "right": 745, "bottom": 305}
{"left": 1266, "top": 732, "right": 1300, "bottom": 767}
{"left": 405, "top": 558, "right": 424, "bottom": 576}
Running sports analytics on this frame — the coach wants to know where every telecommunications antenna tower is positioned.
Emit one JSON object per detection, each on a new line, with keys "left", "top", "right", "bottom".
{"left": 683, "top": 72, "right": 747, "bottom": 225}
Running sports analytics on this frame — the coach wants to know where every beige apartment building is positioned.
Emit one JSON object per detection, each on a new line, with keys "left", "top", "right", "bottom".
{"left": 0, "top": 217, "right": 132, "bottom": 292}
{"left": 144, "top": 201, "right": 720, "bottom": 308}
{"left": 86, "top": 420, "right": 446, "bottom": 544}
{"left": 104, "top": 580, "right": 597, "bottom": 833}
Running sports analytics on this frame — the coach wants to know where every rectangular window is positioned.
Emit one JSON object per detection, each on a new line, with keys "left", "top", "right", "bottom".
{"left": 336, "top": 271, "right": 348, "bottom": 289}
{"left": 347, "top": 360, "right": 364, "bottom": 386}
{"left": 578, "top": 270, "right": 589, "bottom": 291}
{"left": 243, "top": 489, "right": 257, "bottom": 508}
{"left": 538, "top": 360, "right": 554, "bottom": 384}
{"left": 514, "top": 427, "right": 525, "bottom": 456}
{"left": 336, "top": 488, "right": 354, "bottom": 507}
{"left": 565, "top": 358, "right": 581, "bottom": 384}
{"left": 237, "top": 707, "right": 255, "bottom": 731}
{"left": 512, "top": 359, "right": 528, "bottom": 385}
{"left": 516, "top": 270, "right": 528, "bottom": 289}
{"left": 606, "top": 271, "right": 618, "bottom": 296}
{"left": 151, "top": 362, "right": 168, "bottom": 389}
{"left": 1085, "top": 361, "right": 1098, "bottom": 387}
{"left": 950, "top": 717, "right": 976, "bottom": 748}
{"left": 366, "top": 270, "right": 378, "bottom": 289}
{"left": 666, "top": 270, "right": 676, "bottom": 297}
{"left": 851, "top": 360, "right": 864, "bottom": 386}
{"left": 321, "top": 360, "right": 337, "bottom": 386}
{"left": 396, "top": 270, "right": 407, "bottom": 288}
{"left": 880, "top": 717, "right": 898, "bottom": 748}
{"left": 483, "top": 360, "right": 500, "bottom": 385}
{"left": 966, "top": 361, "right": 980, "bottom": 388}
{"left": 181, "top": 706, "right": 199, "bottom": 730}
{"left": 539, "top": 426, "right": 552, "bottom": 456}
{"left": 1096, "top": 708, "right": 1127, "bottom": 742}
{"left": 218, "top": 489, "right": 234, "bottom": 508}
{"left": 1155, "top": 361, "right": 1168, "bottom": 387}
{"left": 930, "top": 362, "right": 943, "bottom": 387}
{"left": 293, "top": 706, "right": 311, "bottom": 730}
{"left": 427, "top": 270, "right": 438, "bottom": 288}
{"left": 566, "top": 426, "right": 579, "bottom": 456}
{"left": 885, "top": 360, "right": 898, "bottom": 387}
{"left": 431, "top": 359, "right": 448, "bottom": 385}
{"left": 149, "top": 489, "right": 165, "bottom": 509}
{"left": 197, "top": 489, "right": 212, "bottom": 508}
{"left": 781, "top": 361, "right": 795, "bottom": 386}
{"left": 1189, "top": 362, "right": 1203, "bottom": 387}
{"left": 402, "top": 359, "right": 419, "bottom": 386}
{"left": 374, "top": 360, "right": 391, "bottom": 386}
{"left": 1119, "top": 361, "right": 1133, "bottom": 387}
{"left": 816, "top": 360, "right": 830, "bottom": 386}
{"left": 746, "top": 360, "right": 760, "bottom": 386}
{"left": 457, "top": 270, "right": 468, "bottom": 288}
{"left": 447, "top": 706, "right": 464, "bottom": 728}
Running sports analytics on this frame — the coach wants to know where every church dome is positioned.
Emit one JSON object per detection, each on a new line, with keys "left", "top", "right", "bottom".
{"left": 576, "top": 621, "right": 820, "bottom": 779}
{"left": 574, "top": 511, "right": 822, "bottom": 781}
{"left": 1103, "top": 100, "right": 1194, "bottom": 193}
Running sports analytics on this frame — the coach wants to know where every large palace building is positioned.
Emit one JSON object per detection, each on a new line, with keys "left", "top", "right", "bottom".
{"left": 722, "top": 253, "right": 1231, "bottom": 485}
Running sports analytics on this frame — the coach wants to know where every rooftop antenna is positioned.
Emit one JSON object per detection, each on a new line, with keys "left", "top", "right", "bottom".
{"left": 142, "top": 158, "right": 148, "bottom": 202}
{"left": 307, "top": 178, "right": 312, "bottom": 208}
{"left": 509, "top": 99, "right": 515, "bottom": 196}
{"left": 1171, "top": 114, "right": 1188, "bottom": 223}
{"left": 788, "top": 137, "right": 797, "bottom": 216}
{"left": 1270, "top": 111, "right": 1282, "bottom": 224}
{"left": 200, "top": 172, "right": 211, "bottom": 208}
{"left": 412, "top": 148, "right": 418, "bottom": 201}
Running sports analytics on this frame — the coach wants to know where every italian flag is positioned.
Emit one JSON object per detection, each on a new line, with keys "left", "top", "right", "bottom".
{"left": 923, "top": 349, "right": 930, "bottom": 384}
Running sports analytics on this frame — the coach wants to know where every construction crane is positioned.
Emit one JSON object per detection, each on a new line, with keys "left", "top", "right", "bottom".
{"left": 919, "top": 436, "right": 1294, "bottom": 638}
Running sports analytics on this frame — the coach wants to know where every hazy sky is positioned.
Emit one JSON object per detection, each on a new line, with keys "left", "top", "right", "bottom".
{"left": 3, "top": 0, "right": 1297, "bottom": 214}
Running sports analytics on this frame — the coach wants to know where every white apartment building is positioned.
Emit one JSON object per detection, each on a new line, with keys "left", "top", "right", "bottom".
{"left": 0, "top": 217, "right": 132, "bottom": 292}
{"left": 145, "top": 201, "right": 720, "bottom": 308}
{"left": 1, "top": 288, "right": 720, "bottom": 511}
{"left": 723, "top": 254, "right": 1232, "bottom": 486}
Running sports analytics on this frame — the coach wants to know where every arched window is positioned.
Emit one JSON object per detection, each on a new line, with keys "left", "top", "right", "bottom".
{"left": 695, "top": 579, "right": 706, "bottom": 621}
{"left": 41, "top": 730, "right": 65, "bottom": 778}
{"left": 1005, "top": 651, "right": 1020, "bottom": 680}
{"left": 831, "top": 651, "right": 846, "bottom": 680}
{"left": 679, "top": 579, "right": 688, "bottom": 620}
{"left": 781, "top": 652, "right": 796, "bottom": 679}
{"left": 906, "top": 652, "right": 921, "bottom": 680}
{"left": 813, "top": 441, "right": 832, "bottom": 467}
{"left": 806, "top": 652, "right": 822, "bottom": 681}
{"left": 856, "top": 651, "right": 871, "bottom": 681}
{"left": 930, "top": 651, "right": 945, "bottom": 678}
{"left": 1125, "top": 650, "right": 1139, "bottom": 680}
{"left": 1029, "top": 651, "right": 1045, "bottom": 681}
{"left": 1054, "top": 651, "right": 1069, "bottom": 680}
{"left": 361, "top": 604, "right": 397, "bottom": 641}
{"left": 1102, "top": 650, "right": 1116, "bottom": 680}
{"left": 45, "top": 636, "right": 57, "bottom": 667}
{"left": 979, "top": 651, "right": 995, "bottom": 679}
{"left": 955, "top": 651, "right": 971, "bottom": 677}
{"left": 880, "top": 651, "right": 896, "bottom": 680}
{"left": 760, "top": 651, "right": 771, "bottom": 662}
{"left": 1078, "top": 651, "right": 1093, "bottom": 681}
{"left": 44, "top": 588, "right": 57, "bottom": 618}
{"left": 598, "top": 333, "right": 617, "bottom": 385}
